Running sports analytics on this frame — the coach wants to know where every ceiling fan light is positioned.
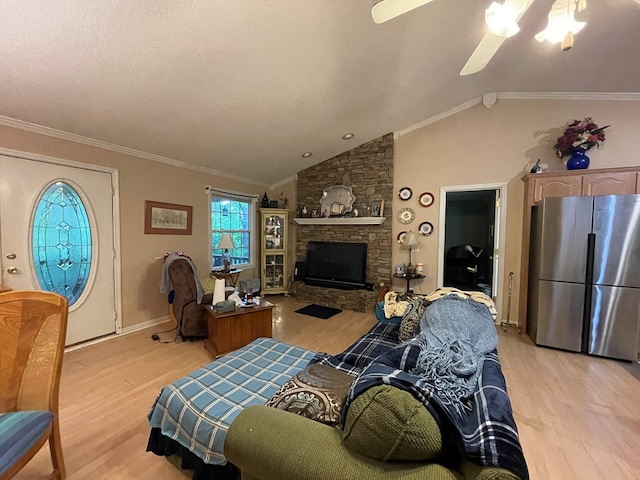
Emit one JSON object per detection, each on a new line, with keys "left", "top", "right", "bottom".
{"left": 535, "top": 19, "right": 586, "bottom": 44}
{"left": 485, "top": 2, "right": 520, "bottom": 38}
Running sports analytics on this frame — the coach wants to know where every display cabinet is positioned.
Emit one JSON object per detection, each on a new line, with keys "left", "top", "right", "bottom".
{"left": 260, "top": 208, "right": 289, "bottom": 295}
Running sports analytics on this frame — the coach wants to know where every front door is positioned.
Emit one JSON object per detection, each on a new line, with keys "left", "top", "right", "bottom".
{"left": 0, "top": 155, "right": 116, "bottom": 345}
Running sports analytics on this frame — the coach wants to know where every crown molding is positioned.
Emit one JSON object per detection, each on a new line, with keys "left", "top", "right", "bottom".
{"left": 397, "top": 91, "right": 640, "bottom": 138}
{"left": 397, "top": 96, "right": 483, "bottom": 137}
{"left": 269, "top": 175, "right": 296, "bottom": 190}
{"left": 0, "top": 114, "right": 269, "bottom": 186}
{"left": 498, "top": 92, "right": 640, "bottom": 101}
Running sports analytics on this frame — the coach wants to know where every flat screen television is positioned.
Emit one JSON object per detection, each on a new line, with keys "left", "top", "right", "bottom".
{"left": 305, "top": 241, "right": 367, "bottom": 290}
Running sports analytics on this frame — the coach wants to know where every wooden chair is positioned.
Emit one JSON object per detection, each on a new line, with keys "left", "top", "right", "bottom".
{"left": 0, "top": 291, "right": 68, "bottom": 479}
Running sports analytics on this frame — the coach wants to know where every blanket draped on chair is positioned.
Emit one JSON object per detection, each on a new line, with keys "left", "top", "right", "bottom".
{"left": 159, "top": 252, "right": 205, "bottom": 304}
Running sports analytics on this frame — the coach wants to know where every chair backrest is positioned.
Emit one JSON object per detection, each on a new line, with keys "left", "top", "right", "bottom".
{"left": 166, "top": 258, "right": 210, "bottom": 337}
{"left": 0, "top": 291, "right": 68, "bottom": 413}
{"left": 168, "top": 259, "right": 198, "bottom": 303}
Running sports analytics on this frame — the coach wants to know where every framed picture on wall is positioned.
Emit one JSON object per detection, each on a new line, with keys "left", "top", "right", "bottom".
{"left": 144, "top": 200, "right": 193, "bottom": 235}
{"left": 371, "top": 200, "right": 385, "bottom": 217}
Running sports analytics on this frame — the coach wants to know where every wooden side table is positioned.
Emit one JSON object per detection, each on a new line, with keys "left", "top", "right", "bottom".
{"left": 210, "top": 269, "right": 243, "bottom": 288}
{"left": 204, "top": 299, "right": 274, "bottom": 358}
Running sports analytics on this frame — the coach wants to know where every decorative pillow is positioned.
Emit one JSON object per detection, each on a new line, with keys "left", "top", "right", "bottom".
{"left": 383, "top": 291, "right": 429, "bottom": 319}
{"left": 342, "top": 385, "right": 442, "bottom": 461}
{"left": 265, "top": 363, "right": 354, "bottom": 427}
{"left": 200, "top": 275, "right": 217, "bottom": 294}
{"left": 398, "top": 297, "right": 430, "bottom": 342}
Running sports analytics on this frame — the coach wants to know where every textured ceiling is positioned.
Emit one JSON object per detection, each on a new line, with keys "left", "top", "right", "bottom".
{"left": 1, "top": 0, "right": 639, "bottom": 186}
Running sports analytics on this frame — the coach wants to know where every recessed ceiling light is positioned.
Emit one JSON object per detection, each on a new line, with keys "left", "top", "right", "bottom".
{"left": 342, "top": 133, "right": 354, "bottom": 140}
{"left": 302, "top": 152, "right": 313, "bottom": 158}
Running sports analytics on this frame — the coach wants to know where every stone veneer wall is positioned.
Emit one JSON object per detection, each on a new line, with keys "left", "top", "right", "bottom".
{"left": 295, "top": 133, "right": 393, "bottom": 312}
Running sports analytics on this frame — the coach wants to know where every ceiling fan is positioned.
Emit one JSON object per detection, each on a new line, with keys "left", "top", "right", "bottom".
{"left": 371, "top": 0, "right": 535, "bottom": 75}
{"left": 371, "top": 0, "right": 611, "bottom": 75}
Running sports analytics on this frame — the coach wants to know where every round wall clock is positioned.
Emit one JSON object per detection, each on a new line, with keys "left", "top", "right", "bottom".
{"left": 398, "top": 187, "right": 412, "bottom": 201}
{"left": 397, "top": 207, "right": 415, "bottom": 224}
{"left": 419, "top": 221, "right": 433, "bottom": 236}
{"left": 419, "top": 192, "right": 434, "bottom": 207}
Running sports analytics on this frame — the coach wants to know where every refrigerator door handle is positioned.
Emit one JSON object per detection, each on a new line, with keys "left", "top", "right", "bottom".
{"left": 582, "top": 233, "right": 596, "bottom": 352}
{"left": 585, "top": 233, "right": 595, "bottom": 285}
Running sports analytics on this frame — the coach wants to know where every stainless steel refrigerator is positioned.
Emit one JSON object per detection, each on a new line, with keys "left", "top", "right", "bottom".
{"left": 527, "top": 195, "right": 640, "bottom": 361}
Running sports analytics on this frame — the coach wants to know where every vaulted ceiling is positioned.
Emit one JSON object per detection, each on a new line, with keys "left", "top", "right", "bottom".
{"left": 1, "top": 0, "right": 639, "bottom": 186}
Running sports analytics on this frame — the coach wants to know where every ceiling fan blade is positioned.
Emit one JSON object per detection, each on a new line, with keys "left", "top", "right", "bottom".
{"left": 459, "top": 33, "right": 506, "bottom": 76}
{"left": 371, "top": 0, "right": 438, "bottom": 24}
{"left": 459, "top": 0, "right": 535, "bottom": 76}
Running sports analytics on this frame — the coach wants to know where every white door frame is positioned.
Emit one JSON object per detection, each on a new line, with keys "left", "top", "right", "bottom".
{"left": 438, "top": 182, "right": 507, "bottom": 321}
{"left": 0, "top": 146, "right": 123, "bottom": 334}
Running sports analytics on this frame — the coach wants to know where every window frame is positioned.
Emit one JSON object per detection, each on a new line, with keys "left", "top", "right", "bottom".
{"left": 208, "top": 190, "right": 257, "bottom": 270}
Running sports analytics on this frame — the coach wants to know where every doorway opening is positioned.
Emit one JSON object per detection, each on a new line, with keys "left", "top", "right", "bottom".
{"left": 438, "top": 183, "right": 507, "bottom": 317}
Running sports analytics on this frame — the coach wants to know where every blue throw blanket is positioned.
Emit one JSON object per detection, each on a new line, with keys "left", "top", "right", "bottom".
{"left": 338, "top": 298, "right": 529, "bottom": 479}
{"left": 411, "top": 296, "right": 498, "bottom": 416}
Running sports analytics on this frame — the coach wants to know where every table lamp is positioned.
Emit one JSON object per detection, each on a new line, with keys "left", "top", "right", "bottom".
{"left": 217, "top": 234, "right": 236, "bottom": 272}
{"left": 402, "top": 231, "right": 420, "bottom": 274}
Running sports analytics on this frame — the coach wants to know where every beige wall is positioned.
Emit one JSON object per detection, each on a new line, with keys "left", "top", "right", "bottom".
{"left": 0, "top": 125, "right": 267, "bottom": 329}
{"left": 2, "top": 98, "right": 639, "bottom": 329}
{"left": 393, "top": 98, "right": 640, "bottom": 319}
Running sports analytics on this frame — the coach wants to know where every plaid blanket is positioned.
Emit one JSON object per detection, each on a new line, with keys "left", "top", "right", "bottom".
{"left": 345, "top": 342, "right": 529, "bottom": 479}
{"left": 147, "top": 338, "right": 316, "bottom": 465}
{"left": 310, "top": 322, "right": 400, "bottom": 376}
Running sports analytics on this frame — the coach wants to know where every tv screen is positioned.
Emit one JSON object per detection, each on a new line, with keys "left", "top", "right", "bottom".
{"left": 305, "top": 241, "right": 367, "bottom": 289}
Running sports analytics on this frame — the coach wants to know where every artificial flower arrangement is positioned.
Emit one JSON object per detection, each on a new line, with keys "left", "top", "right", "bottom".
{"left": 554, "top": 117, "right": 609, "bottom": 158}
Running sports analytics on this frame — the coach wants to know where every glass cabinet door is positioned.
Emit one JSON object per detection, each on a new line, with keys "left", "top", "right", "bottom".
{"left": 265, "top": 254, "right": 285, "bottom": 289}
{"left": 261, "top": 208, "right": 288, "bottom": 294}
{"left": 264, "top": 214, "right": 286, "bottom": 251}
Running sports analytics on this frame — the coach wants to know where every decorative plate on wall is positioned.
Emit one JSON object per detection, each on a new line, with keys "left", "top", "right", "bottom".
{"left": 397, "top": 231, "right": 407, "bottom": 244}
{"left": 398, "top": 187, "right": 412, "bottom": 201}
{"left": 419, "top": 221, "right": 433, "bottom": 236}
{"left": 419, "top": 192, "right": 434, "bottom": 207}
{"left": 397, "top": 207, "right": 415, "bottom": 224}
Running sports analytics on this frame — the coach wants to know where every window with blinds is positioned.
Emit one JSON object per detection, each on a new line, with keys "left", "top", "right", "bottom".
{"left": 210, "top": 192, "right": 256, "bottom": 269}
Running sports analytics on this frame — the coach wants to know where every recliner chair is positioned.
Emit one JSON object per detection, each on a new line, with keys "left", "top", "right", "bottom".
{"left": 167, "top": 258, "right": 213, "bottom": 338}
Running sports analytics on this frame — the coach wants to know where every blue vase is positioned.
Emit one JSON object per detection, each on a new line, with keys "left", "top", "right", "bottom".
{"left": 566, "top": 150, "right": 590, "bottom": 170}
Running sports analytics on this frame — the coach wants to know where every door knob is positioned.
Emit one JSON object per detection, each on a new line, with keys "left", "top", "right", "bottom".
{"left": 5, "top": 253, "right": 16, "bottom": 259}
{"left": 6, "top": 266, "right": 18, "bottom": 274}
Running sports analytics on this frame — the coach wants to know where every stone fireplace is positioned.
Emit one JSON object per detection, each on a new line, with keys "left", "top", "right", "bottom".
{"left": 294, "top": 133, "right": 393, "bottom": 312}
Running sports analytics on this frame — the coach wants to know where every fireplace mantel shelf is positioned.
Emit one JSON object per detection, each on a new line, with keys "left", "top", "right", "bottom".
{"left": 293, "top": 216, "right": 386, "bottom": 225}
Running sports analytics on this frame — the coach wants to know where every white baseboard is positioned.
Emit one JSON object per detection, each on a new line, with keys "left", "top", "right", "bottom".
{"left": 120, "top": 315, "right": 170, "bottom": 334}
{"left": 65, "top": 315, "right": 170, "bottom": 352}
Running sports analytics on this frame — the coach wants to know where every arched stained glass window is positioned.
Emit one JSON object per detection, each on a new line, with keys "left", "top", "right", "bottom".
{"left": 31, "top": 182, "right": 92, "bottom": 306}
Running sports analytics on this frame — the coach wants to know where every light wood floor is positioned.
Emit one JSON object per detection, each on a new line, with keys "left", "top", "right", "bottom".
{"left": 16, "top": 295, "right": 640, "bottom": 480}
